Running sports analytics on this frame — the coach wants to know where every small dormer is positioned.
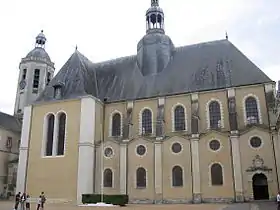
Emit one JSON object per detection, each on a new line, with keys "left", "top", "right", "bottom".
{"left": 53, "top": 81, "right": 64, "bottom": 100}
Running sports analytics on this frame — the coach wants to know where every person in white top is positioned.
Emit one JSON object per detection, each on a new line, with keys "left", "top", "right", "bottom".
{"left": 277, "top": 191, "right": 280, "bottom": 210}
{"left": 36, "top": 196, "right": 41, "bottom": 210}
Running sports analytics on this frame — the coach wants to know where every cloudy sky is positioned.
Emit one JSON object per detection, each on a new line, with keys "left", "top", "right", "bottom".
{"left": 0, "top": 0, "right": 279, "bottom": 115}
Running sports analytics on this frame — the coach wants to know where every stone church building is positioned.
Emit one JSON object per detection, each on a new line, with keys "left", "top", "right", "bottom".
{"left": 15, "top": 0, "right": 280, "bottom": 204}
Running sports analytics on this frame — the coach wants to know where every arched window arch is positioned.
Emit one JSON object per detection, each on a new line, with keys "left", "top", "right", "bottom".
{"left": 141, "top": 109, "right": 152, "bottom": 135}
{"left": 209, "top": 101, "right": 221, "bottom": 129}
{"left": 210, "top": 163, "right": 223, "bottom": 185}
{"left": 112, "top": 113, "right": 121, "bottom": 137}
{"left": 103, "top": 168, "right": 113, "bottom": 188}
{"left": 57, "top": 112, "right": 66, "bottom": 156}
{"left": 172, "top": 166, "right": 183, "bottom": 187}
{"left": 245, "top": 96, "right": 259, "bottom": 124}
{"left": 173, "top": 105, "right": 186, "bottom": 131}
{"left": 136, "top": 167, "right": 146, "bottom": 188}
{"left": 45, "top": 114, "right": 55, "bottom": 156}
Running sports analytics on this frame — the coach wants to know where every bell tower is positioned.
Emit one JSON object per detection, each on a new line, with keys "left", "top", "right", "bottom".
{"left": 14, "top": 30, "right": 55, "bottom": 119}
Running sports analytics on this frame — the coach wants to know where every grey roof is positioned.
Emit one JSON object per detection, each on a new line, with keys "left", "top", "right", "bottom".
{"left": 25, "top": 47, "right": 51, "bottom": 62}
{"left": 0, "top": 112, "right": 21, "bottom": 133}
{"left": 36, "top": 39, "right": 272, "bottom": 103}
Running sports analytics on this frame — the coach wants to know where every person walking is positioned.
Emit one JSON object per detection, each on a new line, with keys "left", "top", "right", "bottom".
{"left": 20, "top": 192, "right": 27, "bottom": 210}
{"left": 36, "top": 195, "right": 41, "bottom": 210}
{"left": 14, "top": 192, "right": 21, "bottom": 210}
{"left": 40, "top": 192, "right": 46, "bottom": 210}
{"left": 26, "top": 194, "right": 31, "bottom": 210}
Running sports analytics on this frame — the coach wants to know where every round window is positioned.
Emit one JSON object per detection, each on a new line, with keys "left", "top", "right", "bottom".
{"left": 171, "top": 142, "right": 182, "bottom": 153}
{"left": 136, "top": 145, "right": 146, "bottom": 156}
{"left": 104, "top": 147, "right": 113, "bottom": 158}
{"left": 209, "top": 140, "right": 221, "bottom": 151}
{"left": 250, "top": 137, "right": 262, "bottom": 148}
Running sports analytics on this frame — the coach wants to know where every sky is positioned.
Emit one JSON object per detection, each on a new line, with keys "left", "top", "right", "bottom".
{"left": 0, "top": 0, "right": 279, "bottom": 115}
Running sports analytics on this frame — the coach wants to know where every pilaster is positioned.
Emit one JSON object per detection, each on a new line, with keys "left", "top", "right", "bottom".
{"left": 154, "top": 142, "right": 163, "bottom": 202}
{"left": 119, "top": 141, "right": 128, "bottom": 194}
{"left": 16, "top": 105, "right": 32, "bottom": 193}
{"left": 190, "top": 134, "right": 201, "bottom": 203}
{"left": 272, "top": 130, "right": 280, "bottom": 189}
{"left": 76, "top": 97, "right": 96, "bottom": 204}
{"left": 230, "top": 131, "right": 244, "bottom": 202}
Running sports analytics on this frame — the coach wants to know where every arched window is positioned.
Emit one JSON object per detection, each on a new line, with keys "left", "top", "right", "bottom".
{"left": 112, "top": 113, "right": 121, "bottom": 137}
{"left": 103, "top": 168, "right": 113, "bottom": 188}
{"left": 172, "top": 166, "right": 183, "bottom": 187}
{"left": 45, "top": 114, "right": 55, "bottom": 156}
{"left": 209, "top": 101, "right": 221, "bottom": 129}
{"left": 57, "top": 112, "right": 66, "bottom": 156}
{"left": 174, "top": 105, "right": 186, "bottom": 131}
{"left": 136, "top": 167, "right": 146, "bottom": 188}
{"left": 245, "top": 96, "right": 259, "bottom": 124}
{"left": 141, "top": 109, "right": 152, "bottom": 134}
{"left": 211, "top": 163, "right": 223, "bottom": 185}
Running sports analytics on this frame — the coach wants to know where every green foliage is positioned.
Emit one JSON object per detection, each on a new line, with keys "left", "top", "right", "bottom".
{"left": 82, "top": 194, "right": 129, "bottom": 206}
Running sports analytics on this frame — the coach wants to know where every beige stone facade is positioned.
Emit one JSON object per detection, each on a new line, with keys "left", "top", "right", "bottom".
{"left": 16, "top": 82, "right": 280, "bottom": 204}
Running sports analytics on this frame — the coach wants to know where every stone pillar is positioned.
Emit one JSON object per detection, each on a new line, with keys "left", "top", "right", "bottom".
{"left": 230, "top": 131, "right": 244, "bottom": 202}
{"left": 119, "top": 141, "right": 128, "bottom": 194}
{"left": 76, "top": 98, "right": 96, "bottom": 204}
{"left": 272, "top": 130, "right": 280, "bottom": 189}
{"left": 16, "top": 105, "right": 32, "bottom": 193}
{"left": 154, "top": 142, "right": 163, "bottom": 203}
{"left": 190, "top": 134, "right": 201, "bottom": 203}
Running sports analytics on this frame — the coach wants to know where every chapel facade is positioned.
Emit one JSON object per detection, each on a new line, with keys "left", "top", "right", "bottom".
{"left": 16, "top": 0, "right": 280, "bottom": 204}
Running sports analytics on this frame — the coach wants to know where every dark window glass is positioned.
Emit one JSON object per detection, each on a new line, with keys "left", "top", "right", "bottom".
{"left": 22, "top": 69, "right": 27, "bottom": 80}
{"left": 142, "top": 109, "right": 152, "bottom": 134}
{"left": 209, "top": 140, "right": 220, "bottom": 151}
{"left": 245, "top": 97, "right": 259, "bottom": 124}
{"left": 250, "top": 137, "right": 262, "bottom": 148}
{"left": 33, "top": 69, "right": 40, "bottom": 89}
{"left": 46, "top": 114, "right": 55, "bottom": 156}
{"left": 103, "top": 169, "right": 113, "bottom": 187}
{"left": 136, "top": 145, "right": 146, "bottom": 156}
{"left": 172, "top": 166, "right": 183, "bottom": 187}
{"left": 57, "top": 113, "right": 66, "bottom": 156}
{"left": 209, "top": 101, "right": 221, "bottom": 129}
{"left": 136, "top": 167, "right": 146, "bottom": 188}
{"left": 112, "top": 113, "right": 121, "bottom": 136}
{"left": 171, "top": 142, "right": 182, "bottom": 153}
{"left": 211, "top": 163, "right": 223, "bottom": 185}
{"left": 174, "top": 105, "right": 186, "bottom": 131}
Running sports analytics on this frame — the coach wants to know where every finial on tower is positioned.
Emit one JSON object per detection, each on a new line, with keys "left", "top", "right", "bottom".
{"left": 151, "top": 0, "right": 159, "bottom": 6}
{"left": 225, "top": 31, "right": 228, "bottom": 40}
{"left": 75, "top": 45, "right": 78, "bottom": 51}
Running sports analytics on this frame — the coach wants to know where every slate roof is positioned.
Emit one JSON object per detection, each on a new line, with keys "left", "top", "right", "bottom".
{"left": 25, "top": 47, "right": 51, "bottom": 62}
{"left": 0, "top": 112, "right": 21, "bottom": 133}
{"left": 36, "top": 39, "right": 272, "bottom": 103}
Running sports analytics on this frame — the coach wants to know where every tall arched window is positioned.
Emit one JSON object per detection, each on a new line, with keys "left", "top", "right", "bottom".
{"left": 141, "top": 109, "right": 152, "bottom": 134}
{"left": 209, "top": 101, "right": 221, "bottom": 129}
{"left": 245, "top": 96, "right": 259, "bottom": 124}
{"left": 112, "top": 113, "right": 121, "bottom": 137}
{"left": 136, "top": 167, "right": 146, "bottom": 188}
{"left": 45, "top": 114, "right": 55, "bottom": 156}
{"left": 174, "top": 105, "right": 186, "bottom": 131}
{"left": 57, "top": 112, "right": 66, "bottom": 156}
{"left": 211, "top": 163, "right": 223, "bottom": 185}
{"left": 172, "top": 166, "right": 183, "bottom": 187}
{"left": 103, "top": 168, "right": 113, "bottom": 188}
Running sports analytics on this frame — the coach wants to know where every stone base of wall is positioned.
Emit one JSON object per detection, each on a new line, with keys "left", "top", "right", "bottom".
{"left": 202, "top": 197, "right": 234, "bottom": 203}
{"left": 193, "top": 193, "right": 202, "bottom": 204}
{"left": 30, "top": 198, "right": 72, "bottom": 204}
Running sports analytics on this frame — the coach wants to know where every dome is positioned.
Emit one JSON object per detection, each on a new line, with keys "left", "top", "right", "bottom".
{"left": 137, "top": 32, "right": 175, "bottom": 76}
{"left": 25, "top": 47, "right": 51, "bottom": 62}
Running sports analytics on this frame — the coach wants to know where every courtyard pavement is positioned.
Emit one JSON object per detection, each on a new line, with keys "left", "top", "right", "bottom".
{"left": 0, "top": 201, "right": 278, "bottom": 210}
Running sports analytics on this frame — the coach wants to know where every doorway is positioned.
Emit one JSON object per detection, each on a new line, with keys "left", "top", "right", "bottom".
{"left": 252, "top": 173, "right": 269, "bottom": 200}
